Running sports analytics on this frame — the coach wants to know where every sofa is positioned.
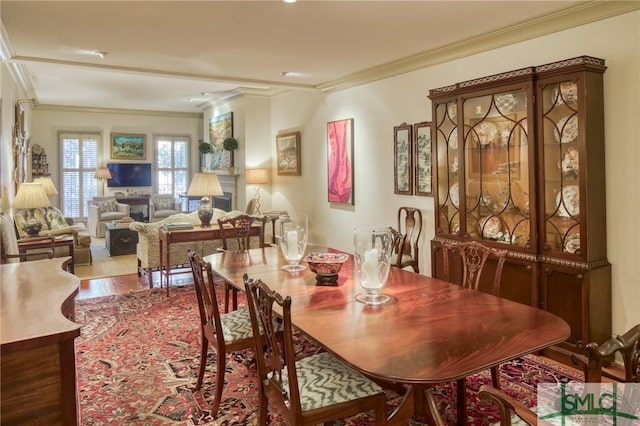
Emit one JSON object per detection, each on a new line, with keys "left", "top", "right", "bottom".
{"left": 130, "top": 209, "right": 244, "bottom": 286}
{"left": 87, "top": 196, "right": 130, "bottom": 238}
{"left": 12, "top": 206, "right": 93, "bottom": 265}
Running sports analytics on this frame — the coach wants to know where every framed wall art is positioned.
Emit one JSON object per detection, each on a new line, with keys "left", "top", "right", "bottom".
{"left": 111, "top": 133, "right": 146, "bottom": 160}
{"left": 394, "top": 123, "right": 413, "bottom": 195}
{"left": 327, "top": 118, "right": 354, "bottom": 205}
{"left": 414, "top": 121, "right": 433, "bottom": 196}
{"left": 276, "top": 131, "right": 301, "bottom": 176}
{"left": 207, "top": 112, "right": 233, "bottom": 170}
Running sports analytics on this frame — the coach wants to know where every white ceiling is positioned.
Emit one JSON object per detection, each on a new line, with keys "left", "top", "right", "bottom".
{"left": 1, "top": 1, "right": 630, "bottom": 113}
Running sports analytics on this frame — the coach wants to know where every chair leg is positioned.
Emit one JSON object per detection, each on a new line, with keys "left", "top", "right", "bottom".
{"left": 257, "top": 389, "right": 269, "bottom": 425}
{"left": 457, "top": 378, "right": 467, "bottom": 426}
{"left": 211, "top": 349, "right": 226, "bottom": 417}
{"left": 490, "top": 366, "right": 500, "bottom": 389}
{"left": 196, "top": 334, "right": 208, "bottom": 391}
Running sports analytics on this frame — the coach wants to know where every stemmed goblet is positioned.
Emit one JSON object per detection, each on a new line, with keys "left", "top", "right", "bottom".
{"left": 279, "top": 213, "right": 308, "bottom": 272}
{"left": 353, "top": 227, "right": 393, "bottom": 305}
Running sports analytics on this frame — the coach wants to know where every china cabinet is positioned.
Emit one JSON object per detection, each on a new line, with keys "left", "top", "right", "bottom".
{"left": 429, "top": 56, "right": 611, "bottom": 364}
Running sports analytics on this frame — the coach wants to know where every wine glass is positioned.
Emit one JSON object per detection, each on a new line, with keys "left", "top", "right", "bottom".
{"left": 279, "top": 213, "right": 308, "bottom": 272}
{"left": 353, "top": 227, "right": 393, "bottom": 305}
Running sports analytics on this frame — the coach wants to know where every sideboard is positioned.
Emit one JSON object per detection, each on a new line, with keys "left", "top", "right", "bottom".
{"left": 1, "top": 257, "right": 81, "bottom": 425}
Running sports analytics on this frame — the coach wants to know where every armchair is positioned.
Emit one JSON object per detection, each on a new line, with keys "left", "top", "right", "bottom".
{"left": 149, "top": 194, "right": 180, "bottom": 222}
{"left": 88, "top": 196, "right": 130, "bottom": 237}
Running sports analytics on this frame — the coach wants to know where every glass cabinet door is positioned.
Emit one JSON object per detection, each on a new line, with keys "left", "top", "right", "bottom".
{"left": 540, "top": 79, "right": 581, "bottom": 255}
{"left": 461, "top": 89, "right": 532, "bottom": 248}
{"left": 434, "top": 101, "right": 460, "bottom": 236}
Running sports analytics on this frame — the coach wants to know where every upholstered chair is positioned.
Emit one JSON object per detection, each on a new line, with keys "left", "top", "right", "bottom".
{"left": 0, "top": 212, "right": 54, "bottom": 263}
{"left": 149, "top": 194, "right": 180, "bottom": 222}
{"left": 244, "top": 274, "right": 388, "bottom": 425}
{"left": 87, "top": 196, "right": 130, "bottom": 237}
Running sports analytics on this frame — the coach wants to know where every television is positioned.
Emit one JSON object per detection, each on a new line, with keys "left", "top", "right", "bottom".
{"left": 106, "top": 163, "right": 152, "bottom": 187}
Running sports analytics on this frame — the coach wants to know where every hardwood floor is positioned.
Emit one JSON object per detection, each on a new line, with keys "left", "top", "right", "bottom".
{"left": 78, "top": 270, "right": 194, "bottom": 299}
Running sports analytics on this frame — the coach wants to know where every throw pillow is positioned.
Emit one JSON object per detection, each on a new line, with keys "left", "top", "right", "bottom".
{"left": 95, "top": 199, "right": 117, "bottom": 213}
{"left": 46, "top": 207, "right": 69, "bottom": 230}
{"left": 13, "top": 209, "right": 50, "bottom": 239}
{"left": 153, "top": 198, "right": 173, "bottom": 210}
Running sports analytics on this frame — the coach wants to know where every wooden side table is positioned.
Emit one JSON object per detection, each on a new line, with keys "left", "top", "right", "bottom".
{"left": 18, "top": 235, "right": 75, "bottom": 273}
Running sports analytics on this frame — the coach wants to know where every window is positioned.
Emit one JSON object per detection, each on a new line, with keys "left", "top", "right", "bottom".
{"left": 156, "top": 135, "right": 189, "bottom": 198}
{"left": 60, "top": 132, "right": 100, "bottom": 220}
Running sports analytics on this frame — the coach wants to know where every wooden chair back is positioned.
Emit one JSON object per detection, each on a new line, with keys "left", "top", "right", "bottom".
{"left": 217, "top": 214, "right": 266, "bottom": 251}
{"left": 573, "top": 323, "right": 640, "bottom": 383}
{"left": 392, "top": 206, "right": 423, "bottom": 273}
{"left": 243, "top": 274, "right": 388, "bottom": 425}
{"left": 441, "top": 240, "right": 508, "bottom": 296}
{"left": 478, "top": 323, "right": 640, "bottom": 426}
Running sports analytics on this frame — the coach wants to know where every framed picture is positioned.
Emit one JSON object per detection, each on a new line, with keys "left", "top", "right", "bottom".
{"left": 414, "top": 122, "right": 433, "bottom": 196}
{"left": 207, "top": 112, "right": 233, "bottom": 170}
{"left": 394, "top": 123, "right": 413, "bottom": 195}
{"left": 276, "top": 131, "right": 301, "bottom": 176}
{"left": 327, "top": 118, "right": 354, "bottom": 205}
{"left": 111, "top": 133, "right": 146, "bottom": 160}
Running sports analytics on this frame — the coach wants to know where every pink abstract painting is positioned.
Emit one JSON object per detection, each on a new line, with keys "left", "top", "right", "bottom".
{"left": 327, "top": 118, "right": 354, "bottom": 205}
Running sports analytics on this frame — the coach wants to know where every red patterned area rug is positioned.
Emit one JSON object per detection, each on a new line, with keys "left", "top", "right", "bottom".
{"left": 76, "top": 286, "right": 582, "bottom": 425}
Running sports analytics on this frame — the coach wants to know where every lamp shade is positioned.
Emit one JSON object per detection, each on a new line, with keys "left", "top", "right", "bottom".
{"left": 187, "top": 173, "right": 224, "bottom": 197}
{"left": 95, "top": 167, "right": 113, "bottom": 180}
{"left": 13, "top": 183, "right": 51, "bottom": 209}
{"left": 246, "top": 168, "right": 269, "bottom": 185}
{"left": 33, "top": 176, "right": 58, "bottom": 195}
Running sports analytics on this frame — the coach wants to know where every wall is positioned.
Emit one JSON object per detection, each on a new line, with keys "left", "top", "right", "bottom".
{"left": 268, "top": 11, "right": 640, "bottom": 336}
{"left": 28, "top": 107, "right": 202, "bottom": 208}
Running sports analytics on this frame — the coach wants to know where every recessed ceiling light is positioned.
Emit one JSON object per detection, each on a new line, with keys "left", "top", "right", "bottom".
{"left": 93, "top": 51, "right": 108, "bottom": 59}
{"left": 281, "top": 71, "right": 290, "bottom": 77}
{"left": 283, "top": 0, "right": 297, "bottom": 3}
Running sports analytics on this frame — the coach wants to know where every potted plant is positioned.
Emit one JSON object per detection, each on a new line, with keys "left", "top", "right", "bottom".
{"left": 199, "top": 141, "right": 213, "bottom": 172}
{"left": 223, "top": 137, "right": 238, "bottom": 174}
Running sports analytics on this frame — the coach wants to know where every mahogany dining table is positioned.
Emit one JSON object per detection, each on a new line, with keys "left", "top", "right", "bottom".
{"left": 204, "top": 245, "right": 570, "bottom": 425}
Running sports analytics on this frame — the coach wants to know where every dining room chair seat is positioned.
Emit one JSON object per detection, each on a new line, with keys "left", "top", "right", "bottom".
{"left": 244, "top": 273, "right": 388, "bottom": 425}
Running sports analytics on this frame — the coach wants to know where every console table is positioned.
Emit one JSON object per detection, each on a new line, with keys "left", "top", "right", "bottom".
{"left": 1, "top": 258, "right": 80, "bottom": 425}
{"left": 158, "top": 224, "right": 263, "bottom": 295}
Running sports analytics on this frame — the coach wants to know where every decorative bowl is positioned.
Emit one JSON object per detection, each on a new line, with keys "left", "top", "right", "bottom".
{"left": 304, "top": 252, "right": 349, "bottom": 285}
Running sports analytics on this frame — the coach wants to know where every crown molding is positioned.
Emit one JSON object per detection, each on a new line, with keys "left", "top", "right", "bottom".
{"left": 317, "top": 1, "right": 640, "bottom": 93}
{"left": 34, "top": 103, "right": 202, "bottom": 119}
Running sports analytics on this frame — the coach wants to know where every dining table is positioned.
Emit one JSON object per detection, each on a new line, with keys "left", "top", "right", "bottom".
{"left": 204, "top": 245, "right": 570, "bottom": 425}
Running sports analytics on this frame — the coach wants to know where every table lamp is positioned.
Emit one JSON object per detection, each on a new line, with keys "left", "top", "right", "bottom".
{"left": 13, "top": 182, "right": 51, "bottom": 237}
{"left": 187, "top": 173, "right": 223, "bottom": 227}
{"left": 95, "top": 167, "right": 112, "bottom": 196}
{"left": 33, "top": 176, "right": 58, "bottom": 199}
{"left": 246, "top": 168, "right": 269, "bottom": 215}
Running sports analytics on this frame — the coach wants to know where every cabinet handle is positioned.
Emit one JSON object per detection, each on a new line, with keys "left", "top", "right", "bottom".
{"left": 525, "top": 242, "right": 531, "bottom": 249}
{"left": 545, "top": 268, "right": 552, "bottom": 276}
{"left": 525, "top": 265, "right": 532, "bottom": 272}
{"left": 576, "top": 274, "right": 583, "bottom": 281}
{"left": 543, "top": 244, "right": 551, "bottom": 250}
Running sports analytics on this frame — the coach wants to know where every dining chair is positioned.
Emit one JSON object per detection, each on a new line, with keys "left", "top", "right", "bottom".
{"left": 187, "top": 249, "right": 258, "bottom": 417}
{"left": 0, "top": 212, "right": 54, "bottom": 263}
{"left": 217, "top": 214, "right": 268, "bottom": 312}
{"left": 440, "top": 239, "right": 509, "bottom": 425}
{"left": 217, "top": 214, "right": 267, "bottom": 252}
{"left": 390, "top": 206, "right": 423, "bottom": 273}
{"left": 243, "top": 274, "right": 389, "bottom": 425}
{"left": 478, "top": 323, "right": 640, "bottom": 425}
